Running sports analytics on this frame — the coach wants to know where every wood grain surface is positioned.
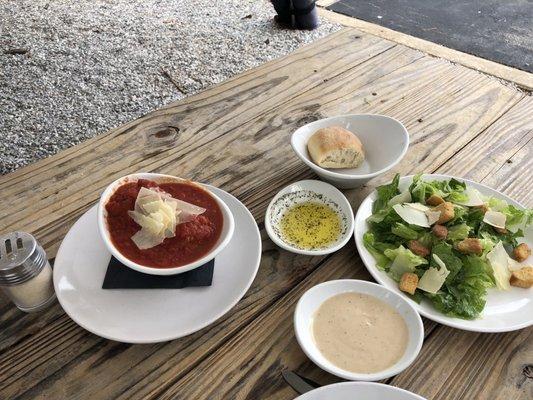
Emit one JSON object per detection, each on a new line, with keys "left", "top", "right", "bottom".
{"left": 0, "top": 27, "right": 531, "bottom": 400}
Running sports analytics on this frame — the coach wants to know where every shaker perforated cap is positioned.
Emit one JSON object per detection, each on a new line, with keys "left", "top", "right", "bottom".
{"left": 0, "top": 232, "right": 47, "bottom": 285}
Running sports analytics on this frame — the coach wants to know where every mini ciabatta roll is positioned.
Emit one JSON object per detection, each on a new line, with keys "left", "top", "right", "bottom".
{"left": 307, "top": 126, "right": 365, "bottom": 169}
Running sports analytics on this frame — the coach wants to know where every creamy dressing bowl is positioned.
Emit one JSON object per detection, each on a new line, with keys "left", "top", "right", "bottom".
{"left": 294, "top": 280, "right": 424, "bottom": 381}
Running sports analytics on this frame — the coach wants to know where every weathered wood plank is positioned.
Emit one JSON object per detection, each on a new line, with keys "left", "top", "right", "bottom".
{"left": 154, "top": 97, "right": 532, "bottom": 400}
{"left": 390, "top": 328, "right": 533, "bottom": 400}
{"left": 439, "top": 95, "right": 533, "bottom": 198}
{"left": 0, "top": 33, "right": 526, "bottom": 400}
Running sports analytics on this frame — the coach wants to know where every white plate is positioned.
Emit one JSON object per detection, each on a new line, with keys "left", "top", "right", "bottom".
{"left": 291, "top": 114, "right": 409, "bottom": 189}
{"left": 354, "top": 174, "right": 533, "bottom": 332}
{"left": 53, "top": 186, "right": 261, "bottom": 343}
{"left": 294, "top": 280, "right": 423, "bottom": 381}
{"left": 296, "top": 382, "right": 426, "bottom": 400}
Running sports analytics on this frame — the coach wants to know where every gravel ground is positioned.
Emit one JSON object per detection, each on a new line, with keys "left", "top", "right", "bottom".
{"left": 0, "top": 0, "right": 340, "bottom": 175}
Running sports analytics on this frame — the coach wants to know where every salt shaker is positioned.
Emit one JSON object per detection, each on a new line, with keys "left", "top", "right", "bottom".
{"left": 0, "top": 232, "right": 55, "bottom": 312}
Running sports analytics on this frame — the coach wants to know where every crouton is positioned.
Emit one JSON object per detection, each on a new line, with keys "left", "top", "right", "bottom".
{"left": 433, "top": 202, "right": 455, "bottom": 224}
{"left": 426, "top": 194, "right": 445, "bottom": 206}
{"left": 474, "top": 204, "right": 489, "bottom": 214}
{"left": 431, "top": 224, "right": 448, "bottom": 240}
{"left": 456, "top": 238, "right": 483, "bottom": 255}
{"left": 513, "top": 243, "right": 531, "bottom": 262}
{"left": 509, "top": 266, "right": 533, "bottom": 289}
{"left": 399, "top": 272, "right": 419, "bottom": 295}
{"left": 408, "top": 240, "right": 430, "bottom": 257}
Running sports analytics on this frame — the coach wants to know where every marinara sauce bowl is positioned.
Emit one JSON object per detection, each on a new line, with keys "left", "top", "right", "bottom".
{"left": 97, "top": 173, "right": 235, "bottom": 276}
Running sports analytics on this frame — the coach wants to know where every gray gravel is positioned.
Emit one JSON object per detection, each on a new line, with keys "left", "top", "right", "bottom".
{"left": 0, "top": 0, "right": 340, "bottom": 175}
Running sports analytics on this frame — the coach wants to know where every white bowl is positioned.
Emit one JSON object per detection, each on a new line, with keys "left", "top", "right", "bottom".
{"left": 294, "top": 280, "right": 424, "bottom": 381}
{"left": 291, "top": 114, "right": 409, "bottom": 188}
{"left": 98, "top": 173, "right": 235, "bottom": 276}
{"left": 265, "top": 180, "right": 354, "bottom": 256}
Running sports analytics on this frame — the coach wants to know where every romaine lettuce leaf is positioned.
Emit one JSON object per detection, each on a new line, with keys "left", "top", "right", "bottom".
{"left": 409, "top": 174, "right": 467, "bottom": 204}
{"left": 431, "top": 242, "right": 462, "bottom": 283}
{"left": 363, "top": 232, "right": 395, "bottom": 269}
{"left": 447, "top": 223, "right": 471, "bottom": 241}
{"left": 391, "top": 222, "right": 420, "bottom": 240}
{"left": 429, "top": 255, "right": 493, "bottom": 319}
{"left": 373, "top": 174, "right": 400, "bottom": 213}
{"left": 384, "top": 245, "right": 428, "bottom": 281}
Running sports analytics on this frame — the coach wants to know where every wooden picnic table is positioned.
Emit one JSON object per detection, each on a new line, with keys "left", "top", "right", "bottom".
{"left": 0, "top": 27, "right": 532, "bottom": 400}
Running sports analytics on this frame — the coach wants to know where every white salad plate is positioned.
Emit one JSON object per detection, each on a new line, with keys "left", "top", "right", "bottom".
{"left": 53, "top": 186, "right": 261, "bottom": 343}
{"left": 354, "top": 174, "right": 533, "bottom": 333}
{"left": 291, "top": 114, "right": 409, "bottom": 189}
{"left": 295, "top": 382, "right": 426, "bottom": 400}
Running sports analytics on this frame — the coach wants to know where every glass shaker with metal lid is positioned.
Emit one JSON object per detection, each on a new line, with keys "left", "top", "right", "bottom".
{"left": 0, "top": 232, "right": 55, "bottom": 312}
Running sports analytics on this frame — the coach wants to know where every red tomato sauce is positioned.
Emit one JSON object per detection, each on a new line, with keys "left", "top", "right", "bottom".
{"left": 105, "top": 179, "right": 223, "bottom": 268}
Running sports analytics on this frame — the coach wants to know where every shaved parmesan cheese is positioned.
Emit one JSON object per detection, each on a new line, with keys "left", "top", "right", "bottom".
{"left": 393, "top": 204, "right": 430, "bottom": 227}
{"left": 508, "top": 258, "right": 523, "bottom": 272}
{"left": 388, "top": 190, "right": 412, "bottom": 206}
{"left": 426, "top": 210, "right": 441, "bottom": 226}
{"left": 127, "top": 186, "right": 206, "bottom": 249}
{"left": 483, "top": 211, "right": 506, "bottom": 229}
{"left": 432, "top": 254, "right": 446, "bottom": 270}
{"left": 128, "top": 211, "right": 164, "bottom": 234}
{"left": 405, "top": 203, "right": 430, "bottom": 212}
{"left": 174, "top": 199, "right": 206, "bottom": 223}
{"left": 131, "top": 229, "right": 164, "bottom": 250}
{"left": 486, "top": 242, "right": 511, "bottom": 290}
{"left": 417, "top": 254, "right": 450, "bottom": 293}
{"left": 455, "top": 186, "right": 485, "bottom": 207}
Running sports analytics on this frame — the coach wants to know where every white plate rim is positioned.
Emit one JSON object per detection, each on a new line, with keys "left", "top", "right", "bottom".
{"left": 295, "top": 381, "right": 427, "bottom": 400}
{"left": 53, "top": 185, "right": 261, "bottom": 343}
{"left": 354, "top": 173, "right": 533, "bottom": 333}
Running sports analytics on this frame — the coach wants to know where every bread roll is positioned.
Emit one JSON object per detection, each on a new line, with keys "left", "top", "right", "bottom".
{"left": 307, "top": 126, "right": 365, "bottom": 169}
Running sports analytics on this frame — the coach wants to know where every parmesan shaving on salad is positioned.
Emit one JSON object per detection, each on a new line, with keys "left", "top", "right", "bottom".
{"left": 417, "top": 254, "right": 450, "bottom": 293}
{"left": 483, "top": 211, "right": 507, "bottom": 229}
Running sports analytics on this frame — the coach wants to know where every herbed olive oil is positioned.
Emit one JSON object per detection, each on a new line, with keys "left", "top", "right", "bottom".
{"left": 280, "top": 201, "right": 341, "bottom": 250}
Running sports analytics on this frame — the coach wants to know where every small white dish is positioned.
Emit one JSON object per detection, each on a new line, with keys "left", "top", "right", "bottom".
{"left": 295, "top": 382, "right": 426, "bottom": 400}
{"left": 291, "top": 114, "right": 409, "bottom": 188}
{"left": 98, "top": 173, "right": 235, "bottom": 276}
{"left": 265, "top": 180, "right": 354, "bottom": 256}
{"left": 354, "top": 174, "right": 533, "bottom": 332}
{"left": 54, "top": 186, "right": 261, "bottom": 343}
{"left": 294, "top": 280, "right": 423, "bottom": 381}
